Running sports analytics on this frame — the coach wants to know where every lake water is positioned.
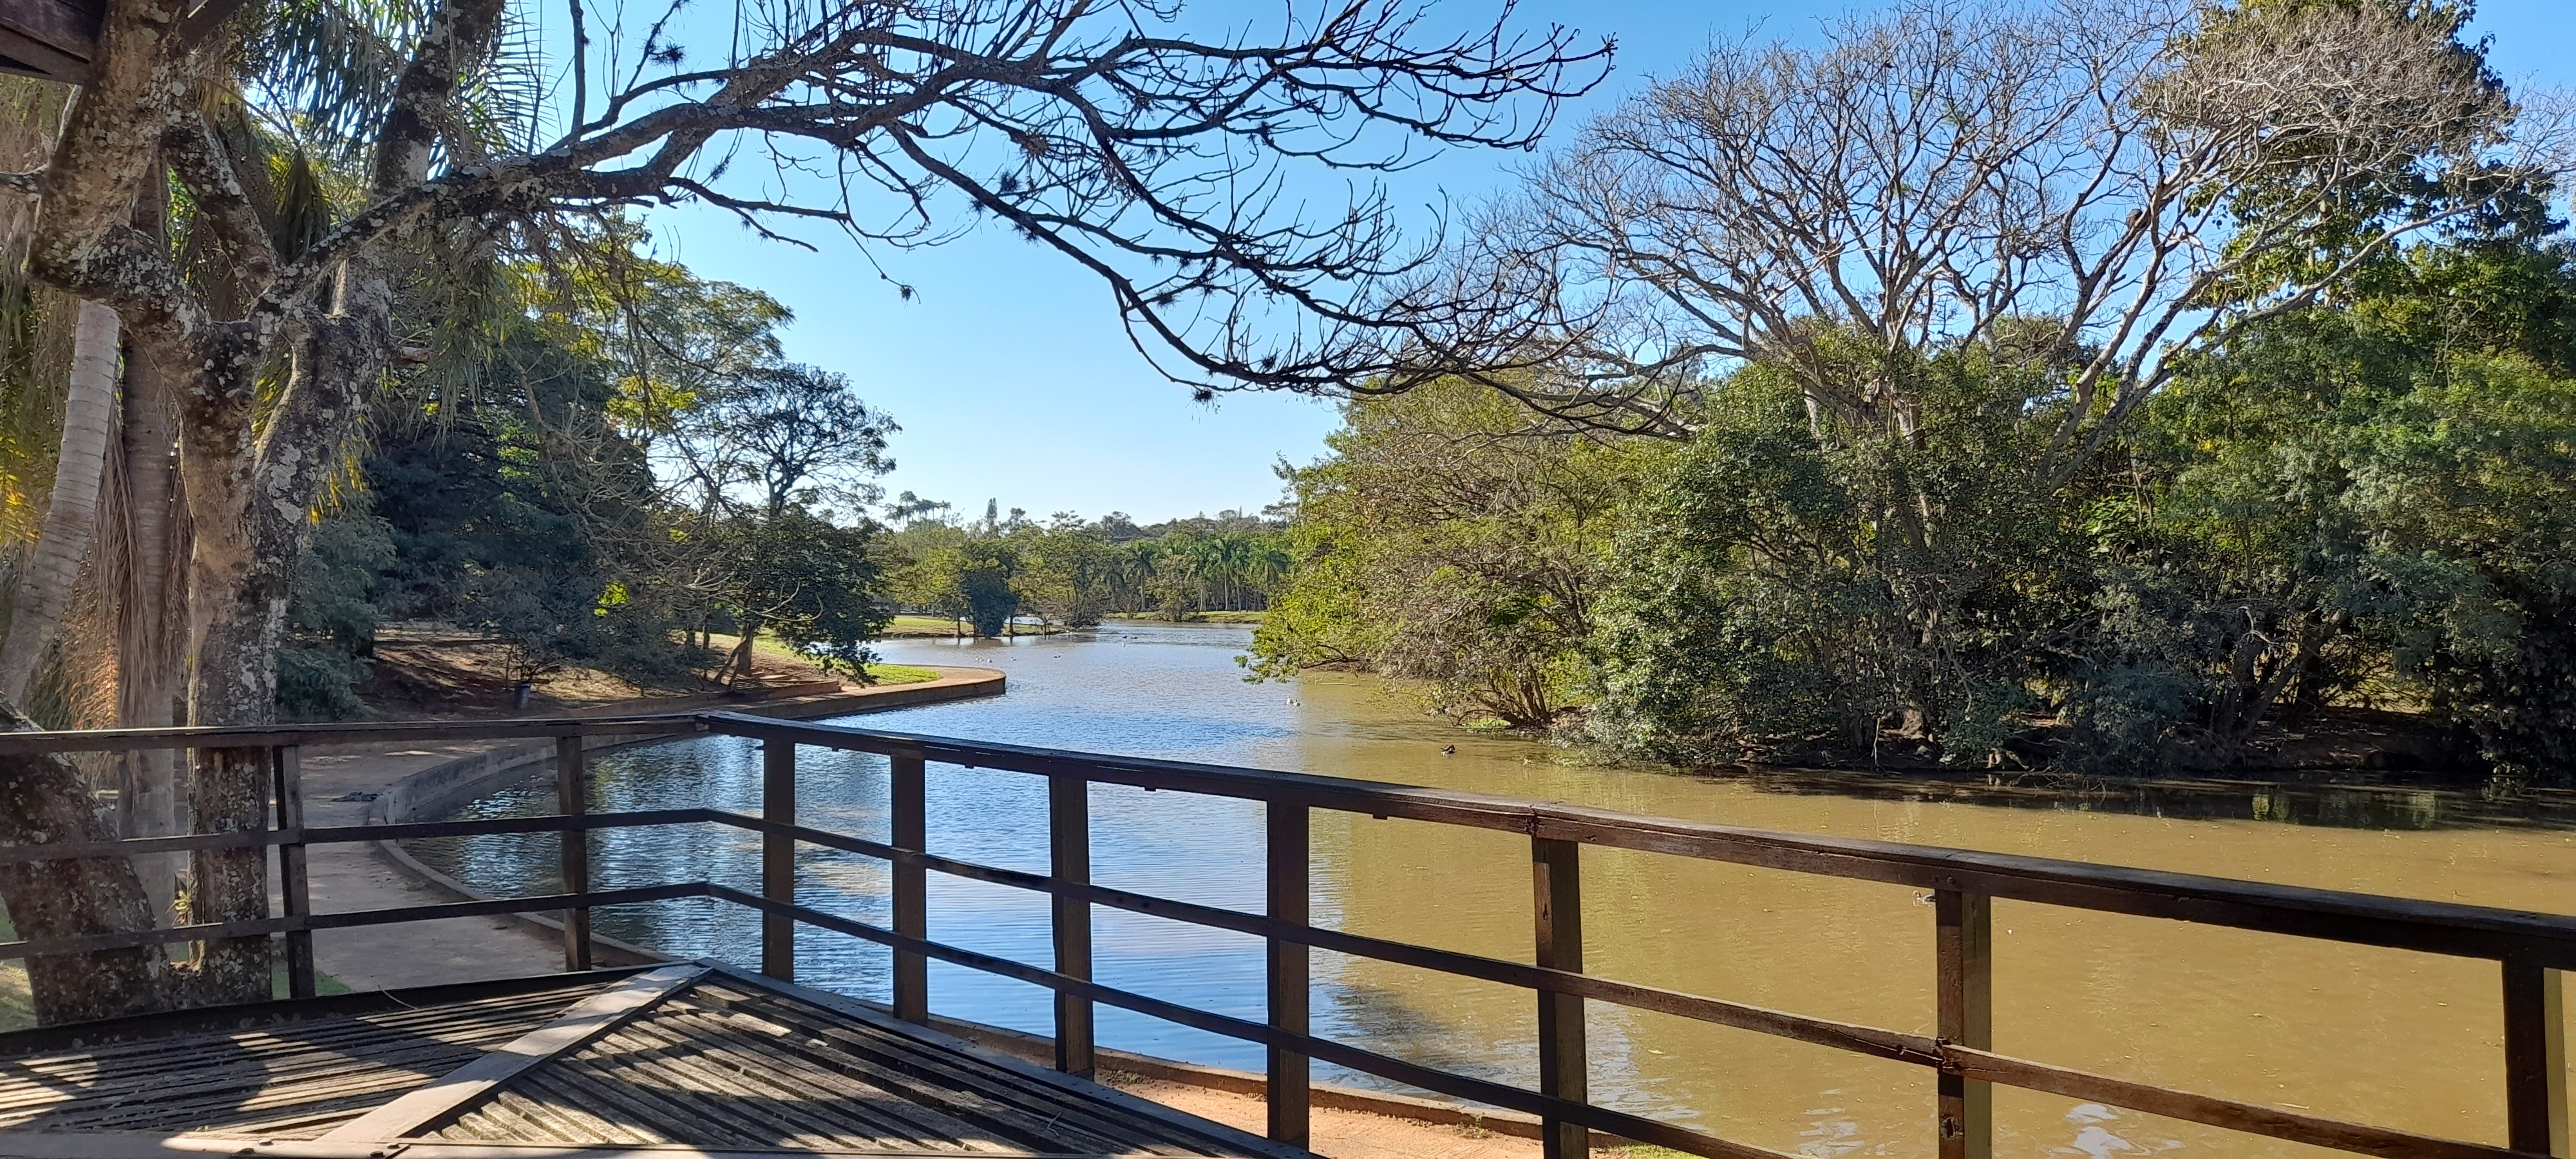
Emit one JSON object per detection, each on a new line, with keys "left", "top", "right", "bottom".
{"left": 409, "top": 621, "right": 2576, "bottom": 1158}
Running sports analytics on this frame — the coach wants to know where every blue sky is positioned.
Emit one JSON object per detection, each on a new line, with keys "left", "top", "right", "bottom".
{"left": 641, "top": 0, "right": 2576, "bottom": 525}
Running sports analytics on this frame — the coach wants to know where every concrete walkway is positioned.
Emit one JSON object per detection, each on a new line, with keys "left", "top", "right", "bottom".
{"left": 296, "top": 668, "right": 1003, "bottom": 992}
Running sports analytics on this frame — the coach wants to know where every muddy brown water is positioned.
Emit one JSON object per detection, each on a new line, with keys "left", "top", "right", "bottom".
{"left": 410, "top": 621, "right": 2576, "bottom": 1158}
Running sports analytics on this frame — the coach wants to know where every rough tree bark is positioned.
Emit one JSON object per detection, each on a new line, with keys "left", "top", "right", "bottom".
{"left": 0, "top": 300, "right": 120, "bottom": 704}
{"left": 180, "top": 313, "right": 376, "bottom": 998}
{"left": 0, "top": 702, "right": 173, "bottom": 1023}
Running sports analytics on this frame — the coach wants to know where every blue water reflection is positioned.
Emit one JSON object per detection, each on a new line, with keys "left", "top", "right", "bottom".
{"left": 412, "top": 623, "right": 1332, "bottom": 1077}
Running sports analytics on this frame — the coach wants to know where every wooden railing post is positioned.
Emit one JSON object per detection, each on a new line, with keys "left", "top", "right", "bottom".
{"left": 272, "top": 746, "right": 314, "bottom": 1000}
{"left": 762, "top": 739, "right": 796, "bottom": 981}
{"left": 891, "top": 751, "right": 928, "bottom": 1023}
{"left": 1937, "top": 889, "right": 1994, "bottom": 1159}
{"left": 2505, "top": 959, "right": 2570, "bottom": 1156}
{"left": 558, "top": 735, "right": 592, "bottom": 972}
{"left": 1267, "top": 802, "right": 1311, "bottom": 1147}
{"left": 1531, "top": 835, "right": 1586, "bottom": 1159}
{"left": 1049, "top": 775, "right": 1094, "bottom": 1075}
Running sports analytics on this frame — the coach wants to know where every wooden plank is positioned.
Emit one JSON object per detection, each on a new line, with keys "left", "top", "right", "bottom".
{"left": 1531, "top": 836, "right": 1586, "bottom": 1159}
{"left": 558, "top": 737, "right": 592, "bottom": 972}
{"left": 0, "top": 1129, "right": 1166, "bottom": 1157}
{"left": 0, "top": 0, "right": 94, "bottom": 82}
{"left": 1049, "top": 773, "right": 1094, "bottom": 1077}
{"left": 705, "top": 962, "right": 1312, "bottom": 1159}
{"left": 761, "top": 739, "right": 795, "bottom": 981}
{"left": 485, "top": 1077, "right": 659, "bottom": 1145}
{"left": 0, "top": 883, "right": 712, "bottom": 961}
{"left": 0, "top": 24, "right": 82, "bottom": 83}
{"left": 673, "top": 986, "right": 1206, "bottom": 1155}
{"left": 1936, "top": 890, "right": 1991, "bottom": 1159}
{"left": 1265, "top": 801, "right": 1309, "bottom": 1147}
{"left": 607, "top": 1013, "right": 1046, "bottom": 1152}
{"left": 274, "top": 746, "right": 316, "bottom": 1000}
{"left": 316, "top": 963, "right": 708, "bottom": 1144}
{"left": 627, "top": 1008, "right": 1021, "bottom": 1149}
{"left": 171, "top": 0, "right": 256, "bottom": 53}
{"left": 515, "top": 1069, "right": 668, "bottom": 1144}
{"left": 542, "top": 1030, "right": 850, "bottom": 1150}
{"left": 661, "top": 999, "right": 1177, "bottom": 1156}
{"left": 2505, "top": 960, "right": 2570, "bottom": 1156}
{"left": 891, "top": 752, "right": 927, "bottom": 1024}
{"left": 0, "top": 809, "right": 723, "bottom": 869}
{"left": 746, "top": 881, "right": 2566, "bottom": 1159}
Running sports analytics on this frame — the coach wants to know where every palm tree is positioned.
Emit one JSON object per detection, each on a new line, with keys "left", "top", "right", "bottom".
{"left": 0, "top": 300, "right": 117, "bottom": 703}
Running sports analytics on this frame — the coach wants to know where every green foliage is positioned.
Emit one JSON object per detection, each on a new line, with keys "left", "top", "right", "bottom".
{"left": 1269, "top": 240, "right": 2576, "bottom": 780}
{"left": 276, "top": 220, "right": 900, "bottom": 710}
{"left": 2141, "top": 241, "right": 2576, "bottom": 781}
{"left": 1590, "top": 348, "right": 2088, "bottom": 763}
{"left": 364, "top": 321, "right": 687, "bottom": 687}
{"left": 278, "top": 509, "right": 397, "bottom": 720}
{"left": 1253, "top": 380, "right": 1640, "bottom": 728}
{"left": 715, "top": 509, "right": 893, "bottom": 675}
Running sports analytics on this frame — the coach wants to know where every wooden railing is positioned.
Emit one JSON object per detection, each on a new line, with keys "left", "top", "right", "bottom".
{"left": 0, "top": 711, "right": 2566, "bottom": 1159}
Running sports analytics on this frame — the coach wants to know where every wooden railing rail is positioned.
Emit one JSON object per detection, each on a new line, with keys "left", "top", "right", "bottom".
{"left": 701, "top": 713, "right": 2575, "bottom": 1159}
{"left": 0, "top": 711, "right": 2562, "bottom": 1159}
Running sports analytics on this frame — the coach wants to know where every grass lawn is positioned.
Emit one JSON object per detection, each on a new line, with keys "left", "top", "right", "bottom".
{"left": 1107, "top": 610, "right": 1267, "bottom": 624}
{"left": 864, "top": 663, "right": 942, "bottom": 685}
{"left": 884, "top": 614, "right": 974, "bottom": 635}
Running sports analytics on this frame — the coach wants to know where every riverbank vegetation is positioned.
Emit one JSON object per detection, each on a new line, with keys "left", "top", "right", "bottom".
{"left": 1255, "top": 0, "right": 2576, "bottom": 786}
{"left": 267, "top": 230, "right": 904, "bottom": 719}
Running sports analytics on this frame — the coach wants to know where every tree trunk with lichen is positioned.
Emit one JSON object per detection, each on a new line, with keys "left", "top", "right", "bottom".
{"left": 169, "top": 312, "right": 375, "bottom": 1003}
{"left": 0, "top": 701, "right": 173, "bottom": 1023}
{"left": 17, "top": 0, "right": 446, "bottom": 1004}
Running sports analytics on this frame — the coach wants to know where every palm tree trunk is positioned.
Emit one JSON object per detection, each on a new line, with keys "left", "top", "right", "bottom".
{"left": 104, "top": 338, "right": 185, "bottom": 925}
{"left": 0, "top": 300, "right": 121, "bottom": 705}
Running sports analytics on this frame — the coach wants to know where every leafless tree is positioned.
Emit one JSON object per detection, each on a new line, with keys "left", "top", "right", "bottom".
{"left": 0, "top": 0, "right": 1602, "bottom": 1010}
{"left": 1403, "top": 0, "right": 2568, "bottom": 467}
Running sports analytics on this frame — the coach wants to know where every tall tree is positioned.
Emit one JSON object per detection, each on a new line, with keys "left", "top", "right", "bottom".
{"left": 0, "top": 301, "right": 117, "bottom": 701}
{"left": 3, "top": 0, "right": 1600, "bottom": 1008}
{"left": 1421, "top": 0, "right": 2555, "bottom": 455}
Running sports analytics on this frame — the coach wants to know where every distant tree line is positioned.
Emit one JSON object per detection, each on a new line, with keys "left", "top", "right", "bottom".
{"left": 886, "top": 498, "right": 1289, "bottom": 635}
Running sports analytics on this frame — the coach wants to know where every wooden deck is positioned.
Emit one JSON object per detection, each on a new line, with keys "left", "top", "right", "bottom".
{"left": 0, "top": 963, "right": 1304, "bottom": 1159}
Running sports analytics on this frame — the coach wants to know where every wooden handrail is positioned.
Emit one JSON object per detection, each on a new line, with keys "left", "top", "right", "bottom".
{"left": 0, "top": 712, "right": 2562, "bottom": 1158}
{"left": 0, "top": 713, "right": 709, "bottom": 755}
{"left": 701, "top": 712, "right": 2576, "bottom": 967}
